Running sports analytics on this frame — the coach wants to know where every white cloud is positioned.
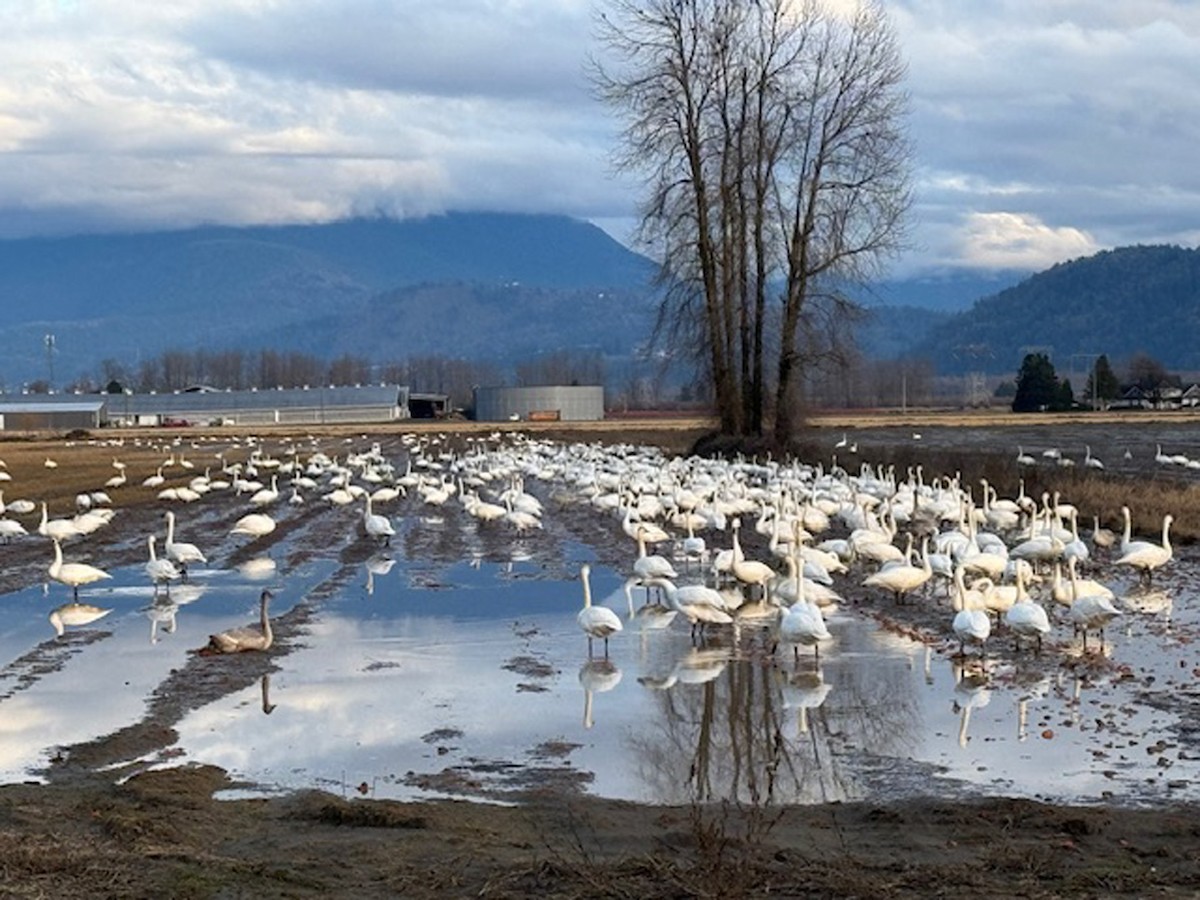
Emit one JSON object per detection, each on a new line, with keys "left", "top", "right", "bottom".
{"left": 0, "top": 1, "right": 1197, "bottom": 272}
{"left": 957, "top": 211, "right": 1099, "bottom": 270}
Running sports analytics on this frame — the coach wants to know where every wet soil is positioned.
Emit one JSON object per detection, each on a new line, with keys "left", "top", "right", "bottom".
{"left": 1, "top": 420, "right": 1200, "bottom": 897}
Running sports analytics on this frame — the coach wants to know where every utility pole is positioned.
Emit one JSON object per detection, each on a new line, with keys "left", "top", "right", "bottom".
{"left": 44, "top": 334, "right": 56, "bottom": 390}
{"left": 1070, "top": 352, "right": 1100, "bottom": 408}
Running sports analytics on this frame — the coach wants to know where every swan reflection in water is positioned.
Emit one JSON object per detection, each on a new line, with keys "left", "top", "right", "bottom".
{"left": 781, "top": 662, "right": 832, "bottom": 736}
{"left": 579, "top": 659, "right": 622, "bottom": 729}
{"left": 638, "top": 645, "right": 731, "bottom": 691}
{"left": 238, "top": 556, "right": 277, "bottom": 582}
{"left": 49, "top": 602, "right": 112, "bottom": 637}
{"left": 261, "top": 673, "right": 278, "bottom": 715}
{"left": 953, "top": 659, "right": 992, "bottom": 749}
{"left": 365, "top": 552, "right": 396, "bottom": 596}
{"left": 618, "top": 577, "right": 676, "bottom": 631}
{"left": 145, "top": 583, "right": 207, "bottom": 643}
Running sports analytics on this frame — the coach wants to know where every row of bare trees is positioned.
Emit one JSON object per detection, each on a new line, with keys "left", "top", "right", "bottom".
{"left": 594, "top": 0, "right": 911, "bottom": 442}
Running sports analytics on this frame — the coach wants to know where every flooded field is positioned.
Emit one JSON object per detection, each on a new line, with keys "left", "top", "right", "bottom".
{"left": 1, "top": 420, "right": 1199, "bottom": 812}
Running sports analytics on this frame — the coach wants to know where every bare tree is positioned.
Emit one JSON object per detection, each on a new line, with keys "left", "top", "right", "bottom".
{"left": 594, "top": 0, "right": 910, "bottom": 442}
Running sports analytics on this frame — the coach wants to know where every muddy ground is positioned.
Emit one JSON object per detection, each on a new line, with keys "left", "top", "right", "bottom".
{"left": 1, "top": 419, "right": 1199, "bottom": 898}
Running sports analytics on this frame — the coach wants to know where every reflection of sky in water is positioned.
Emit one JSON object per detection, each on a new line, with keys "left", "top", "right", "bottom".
{"left": 1, "top": 545, "right": 1198, "bottom": 808}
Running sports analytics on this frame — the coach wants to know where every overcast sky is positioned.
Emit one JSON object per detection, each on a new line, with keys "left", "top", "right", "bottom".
{"left": 1, "top": 0, "right": 1197, "bottom": 277}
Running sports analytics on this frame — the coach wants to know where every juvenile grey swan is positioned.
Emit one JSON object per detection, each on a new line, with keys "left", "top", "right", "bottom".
{"left": 205, "top": 590, "right": 274, "bottom": 653}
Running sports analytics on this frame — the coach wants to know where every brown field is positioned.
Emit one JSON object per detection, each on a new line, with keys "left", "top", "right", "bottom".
{"left": 1, "top": 416, "right": 1199, "bottom": 898}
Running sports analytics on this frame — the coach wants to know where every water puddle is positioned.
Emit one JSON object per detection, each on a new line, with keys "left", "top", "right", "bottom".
{"left": 1, "top": 445, "right": 1198, "bottom": 809}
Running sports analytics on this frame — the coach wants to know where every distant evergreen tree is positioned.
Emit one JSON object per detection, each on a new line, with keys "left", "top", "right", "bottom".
{"left": 1055, "top": 378, "right": 1074, "bottom": 411}
{"left": 1012, "top": 353, "right": 1060, "bottom": 412}
{"left": 1084, "top": 354, "right": 1119, "bottom": 406}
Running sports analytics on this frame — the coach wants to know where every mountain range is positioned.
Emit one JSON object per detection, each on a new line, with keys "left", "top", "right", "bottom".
{"left": 0, "top": 211, "right": 1194, "bottom": 390}
{"left": 908, "top": 244, "right": 1200, "bottom": 376}
{"left": 0, "top": 213, "right": 658, "bottom": 388}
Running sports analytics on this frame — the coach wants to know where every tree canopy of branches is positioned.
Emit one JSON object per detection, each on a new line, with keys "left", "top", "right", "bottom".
{"left": 594, "top": 0, "right": 911, "bottom": 442}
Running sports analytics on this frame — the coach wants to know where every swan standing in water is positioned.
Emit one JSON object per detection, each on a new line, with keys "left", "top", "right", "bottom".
{"left": 205, "top": 590, "right": 274, "bottom": 653}
{"left": 1002, "top": 569, "right": 1050, "bottom": 652}
{"left": 48, "top": 538, "right": 110, "bottom": 599}
{"left": 164, "top": 511, "right": 206, "bottom": 580}
{"left": 1068, "top": 558, "right": 1121, "bottom": 651}
{"left": 1116, "top": 513, "right": 1173, "bottom": 583}
{"left": 577, "top": 564, "right": 622, "bottom": 657}
{"left": 951, "top": 565, "right": 990, "bottom": 657}
{"left": 361, "top": 495, "right": 395, "bottom": 545}
{"left": 145, "top": 535, "right": 181, "bottom": 591}
{"left": 777, "top": 563, "right": 832, "bottom": 662}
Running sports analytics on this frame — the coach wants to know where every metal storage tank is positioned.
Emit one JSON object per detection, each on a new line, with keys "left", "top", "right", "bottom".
{"left": 473, "top": 385, "right": 604, "bottom": 422}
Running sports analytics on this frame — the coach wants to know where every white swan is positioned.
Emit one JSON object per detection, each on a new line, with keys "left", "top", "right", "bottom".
{"left": 642, "top": 576, "right": 733, "bottom": 641}
{"left": 48, "top": 538, "right": 110, "bottom": 599}
{"left": 145, "top": 535, "right": 181, "bottom": 590}
{"left": 951, "top": 565, "right": 990, "bottom": 657}
{"left": 777, "top": 564, "right": 832, "bottom": 662}
{"left": 231, "top": 512, "right": 276, "bottom": 539}
{"left": 863, "top": 536, "right": 932, "bottom": 603}
{"left": 362, "top": 495, "right": 395, "bottom": 545}
{"left": 577, "top": 563, "right": 622, "bottom": 657}
{"left": 1116, "top": 512, "right": 1173, "bottom": 583}
{"left": 38, "top": 502, "right": 80, "bottom": 542}
{"left": 205, "top": 589, "right": 274, "bottom": 653}
{"left": 1002, "top": 569, "right": 1050, "bottom": 652}
{"left": 0, "top": 518, "right": 27, "bottom": 542}
{"left": 633, "top": 525, "right": 678, "bottom": 590}
{"left": 164, "top": 511, "right": 206, "bottom": 578}
{"left": 1067, "top": 558, "right": 1121, "bottom": 651}
{"left": 730, "top": 518, "right": 775, "bottom": 601}
{"left": 249, "top": 475, "right": 280, "bottom": 508}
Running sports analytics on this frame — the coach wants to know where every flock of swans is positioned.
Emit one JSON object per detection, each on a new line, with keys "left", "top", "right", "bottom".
{"left": 0, "top": 433, "right": 428, "bottom": 651}
{"left": 0, "top": 427, "right": 1182, "bottom": 680}
{"left": 550, "top": 437, "right": 1179, "bottom": 668}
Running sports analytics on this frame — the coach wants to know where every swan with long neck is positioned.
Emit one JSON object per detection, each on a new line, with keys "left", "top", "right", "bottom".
{"left": 778, "top": 561, "right": 832, "bottom": 661}
{"left": 145, "top": 535, "right": 181, "bottom": 590}
{"left": 206, "top": 590, "right": 274, "bottom": 653}
{"left": 1116, "top": 512, "right": 1173, "bottom": 583}
{"left": 164, "top": 511, "right": 206, "bottom": 579}
{"left": 1067, "top": 558, "right": 1121, "bottom": 651}
{"left": 1002, "top": 569, "right": 1050, "bottom": 652}
{"left": 48, "top": 538, "right": 110, "bottom": 600}
{"left": 577, "top": 564, "right": 622, "bottom": 657}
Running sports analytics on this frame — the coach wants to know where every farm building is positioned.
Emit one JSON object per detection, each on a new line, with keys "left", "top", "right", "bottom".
{"left": 0, "top": 398, "right": 107, "bottom": 431}
{"left": 472, "top": 385, "right": 604, "bottom": 422}
{"left": 108, "top": 384, "right": 412, "bottom": 427}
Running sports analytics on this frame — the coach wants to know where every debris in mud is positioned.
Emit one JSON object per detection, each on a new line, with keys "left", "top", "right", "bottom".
{"left": 530, "top": 739, "right": 581, "bottom": 760}
{"left": 502, "top": 655, "right": 556, "bottom": 679}
{"left": 363, "top": 660, "right": 402, "bottom": 672}
{"left": 421, "top": 728, "right": 464, "bottom": 744}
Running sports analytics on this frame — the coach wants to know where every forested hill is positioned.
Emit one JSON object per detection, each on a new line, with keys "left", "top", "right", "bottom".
{"left": 0, "top": 213, "right": 660, "bottom": 386}
{"left": 913, "top": 245, "right": 1200, "bottom": 375}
